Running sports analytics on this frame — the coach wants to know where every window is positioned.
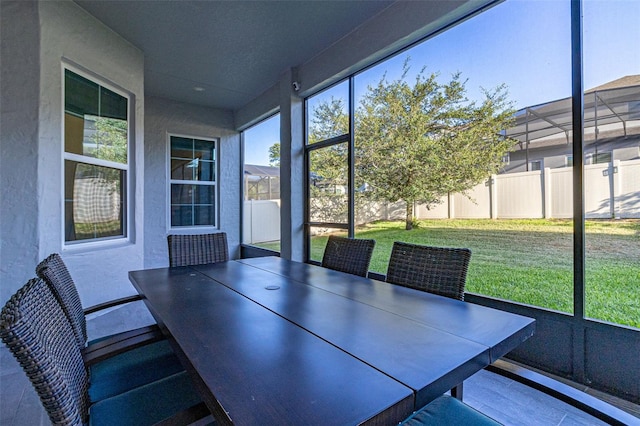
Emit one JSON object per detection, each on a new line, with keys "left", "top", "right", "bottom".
{"left": 502, "top": 153, "right": 511, "bottom": 164}
{"left": 584, "top": 0, "right": 639, "bottom": 329}
{"left": 305, "top": 81, "right": 351, "bottom": 262}
{"left": 64, "top": 69, "right": 129, "bottom": 244}
{"left": 304, "top": 0, "right": 575, "bottom": 313}
{"left": 169, "top": 135, "right": 217, "bottom": 228}
{"left": 242, "top": 114, "right": 281, "bottom": 251}
{"left": 593, "top": 151, "right": 611, "bottom": 164}
{"left": 566, "top": 155, "right": 573, "bottom": 167}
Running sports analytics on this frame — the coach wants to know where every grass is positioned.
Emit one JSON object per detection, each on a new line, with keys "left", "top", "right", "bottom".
{"left": 303, "top": 219, "right": 639, "bottom": 328}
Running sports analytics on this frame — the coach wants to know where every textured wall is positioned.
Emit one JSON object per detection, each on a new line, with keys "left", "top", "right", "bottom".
{"left": 144, "top": 96, "right": 239, "bottom": 268}
{"left": 0, "top": 1, "right": 42, "bottom": 304}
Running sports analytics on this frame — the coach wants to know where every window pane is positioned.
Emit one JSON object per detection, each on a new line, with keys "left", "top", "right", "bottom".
{"left": 65, "top": 70, "right": 99, "bottom": 117}
{"left": 194, "top": 206, "right": 215, "bottom": 226}
{"left": 170, "top": 184, "right": 215, "bottom": 227}
{"left": 171, "top": 136, "right": 194, "bottom": 158}
{"left": 309, "top": 143, "right": 348, "bottom": 224}
{"left": 584, "top": 0, "right": 640, "bottom": 329}
{"left": 100, "top": 86, "right": 127, "bottom": 120}
{"left": 197, "top": 160, "right": 215, "bottom": 181}
{"left": 170, "top": 136, "right": 215, "bottom": 182}
{"left": 194, "top": 139, "right": 215, "bottom": 161}
{"left": 65, "top": 160, "right": 124, "bottom": 242}
{"left": 243, "top": 114, "right": 281, "bottom": 249}
{"left": 171, "top": 205, "right": 193, "bottom": 228}
{"left": 307, "top": 81, "right": 349, "bottom": 143}
{"left": 65, "top": 70, "right": 128, "bottom": 164}
{"left": 171, "top": 158, "right": 194, "bottom": 180}
{"left": 353, "top": 0, "right": 574, "bottom": 313}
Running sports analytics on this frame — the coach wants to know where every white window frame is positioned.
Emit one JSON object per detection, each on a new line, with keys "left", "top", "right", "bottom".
{"left": 62, "top": 65, "right": 132, "bottom": 249}
{"left": 167, "top": 133, "right": 219, "bottom": 231}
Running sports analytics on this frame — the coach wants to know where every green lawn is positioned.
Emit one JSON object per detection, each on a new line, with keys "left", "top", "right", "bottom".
{"left": 305, "top": 219, "right": 640, "bottom": 329}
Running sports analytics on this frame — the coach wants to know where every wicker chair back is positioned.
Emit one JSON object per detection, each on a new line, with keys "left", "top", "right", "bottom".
{"left": 0, "top": 278, "right": 90, "bottom": 424}
{"left": 386, "top": 242, "right": 471, "bottom": 301}
{"left": 36, "top": 253, "right": 87, "bottom": 349}
{"left": 167, "top": 233, "right": 229, "bottom": 267}
{"left": 321, "top": 236, "right": 376, "bottom": 277}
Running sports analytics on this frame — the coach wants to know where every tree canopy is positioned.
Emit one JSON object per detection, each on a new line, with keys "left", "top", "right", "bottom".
{"left": 272, "top": 63, "right": 515, "bottom": 230}
{"left": 356, "top": 64, "right": 515, "bottom": 229}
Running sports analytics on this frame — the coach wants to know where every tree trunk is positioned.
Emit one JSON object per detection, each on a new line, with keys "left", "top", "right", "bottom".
{"left": 405, "top": 202, "right": 413, "bottom": 230}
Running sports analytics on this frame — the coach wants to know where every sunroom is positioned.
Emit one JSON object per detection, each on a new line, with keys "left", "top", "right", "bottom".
{"left": 1, "top": 0, "right": 638, "bottom": 424}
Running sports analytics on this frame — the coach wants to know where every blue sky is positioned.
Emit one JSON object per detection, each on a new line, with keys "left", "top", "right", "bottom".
{"left": 244, "top": 0, "right": 639, "bottom": 166}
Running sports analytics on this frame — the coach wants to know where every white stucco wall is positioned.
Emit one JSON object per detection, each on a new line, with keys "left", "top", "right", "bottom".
{"left": 144, "top": 96, "right": 240, "bottom": 267}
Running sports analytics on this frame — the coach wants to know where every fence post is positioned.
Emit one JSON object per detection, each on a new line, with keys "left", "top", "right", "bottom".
{"left": 249, "top": 199, "right": 255, "bottom": 244}
{"left": 544, "top": 167, "right": 552, "bottom": 219}
{"left": 490, "top": 174, "right": 497, "bottom": 219}
{"left": 612, "top": 160, "right": 621, "bottom": 219}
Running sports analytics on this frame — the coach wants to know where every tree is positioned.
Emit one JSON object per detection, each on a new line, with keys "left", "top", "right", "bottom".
{"left": 308, "top": 97, "right": 349, "bottom": 143}
{"left": 308, "top": 98, "right": 350, "bottom": 197}
{"left": 356, "top": 62, "right": 514, "bottom": 229}
{"left": 268, "top": 142, "right": 280, "bottom": 167}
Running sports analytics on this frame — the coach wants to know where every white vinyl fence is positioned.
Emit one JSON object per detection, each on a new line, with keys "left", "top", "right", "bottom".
{"left": 418, "top": 159, "right": 640, "bottom": 220}
{"left": 242, "top": 199, "right": 281, "bottom": 244}
{"left": 243, "top": 159, "right": 640, "bottom": 243}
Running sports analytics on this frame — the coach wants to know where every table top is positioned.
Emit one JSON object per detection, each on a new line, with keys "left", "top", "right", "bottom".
{"left": 130, "top": 257, "right": 534, "bottom": 425}
{"left": 235, "top": 257, "right": 536, "bottom": 363}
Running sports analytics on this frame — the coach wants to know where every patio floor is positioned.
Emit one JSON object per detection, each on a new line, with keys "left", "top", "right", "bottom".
{"left": 1, "top": 304, "right": 638, "bottom": 426}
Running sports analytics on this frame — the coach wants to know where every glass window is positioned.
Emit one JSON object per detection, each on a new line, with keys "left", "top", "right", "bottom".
{"left": 307, "top": 81, "right": 349, "bottom": 143}
{"left": 242, "top": 114, "right": 281, "bottom": 251}
{"left": 348, "top": 0, "right": 574, "bottom": 314}
{"left": 64, "top": 69, "right": 129, "bottom": 244}
{"left": 584, "top": 0, "right": 639, "bottom": 329}
{"left": 169, "top": 135, "right": 217, "bottom": 228}
{"left": 305, "top": 81, "right": 352, "bottom": 261}
{"left": 530, "top": 160, "right": 542, "bottom": 171}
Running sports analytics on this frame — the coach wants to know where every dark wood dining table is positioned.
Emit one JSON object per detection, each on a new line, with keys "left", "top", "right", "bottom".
{"left": 129, "top": 257, "right": 535, "bottom": 426}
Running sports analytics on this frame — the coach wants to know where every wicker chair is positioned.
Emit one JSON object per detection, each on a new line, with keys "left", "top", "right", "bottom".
{"left": 0, "top": 278, "right": 208, "bottom": 426}
{"left": 386, "top": 242, "right": 471, "bottom": 301}
{"left": 168, "top": 232, "right": 229, "bottom": 267}
{"left": 321, "top": 236, "right": 376, "bottom": 277}
{"left": 36, "top": 253, "right": 184, "bottom": 402}
{"left": 386, "top": 241, "right": 472, "bottom": 400}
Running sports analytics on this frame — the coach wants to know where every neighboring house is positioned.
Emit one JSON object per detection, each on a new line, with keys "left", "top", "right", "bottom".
{"left": 502, "top": 75, "right": 640, "bottom": 173}
{"left": 244, "top": 164, "right": 280, "bottom": 200}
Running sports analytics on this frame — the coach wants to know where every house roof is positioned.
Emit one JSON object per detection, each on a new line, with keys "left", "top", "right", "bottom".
{"left": 586, "top": 75, "right": 640, "bottom": 93}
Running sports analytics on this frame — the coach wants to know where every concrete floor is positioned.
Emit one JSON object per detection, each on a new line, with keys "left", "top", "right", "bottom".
{"left": 1, "top": 303, "right": 638, "bottom": 426}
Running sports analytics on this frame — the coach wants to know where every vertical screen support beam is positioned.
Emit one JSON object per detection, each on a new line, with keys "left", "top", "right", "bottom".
{"left": 571, "top": 0, "right": 586, "bottom": 382}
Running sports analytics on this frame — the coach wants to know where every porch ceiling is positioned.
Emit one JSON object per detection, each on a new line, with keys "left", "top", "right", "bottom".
{"left": 73, "top": 0, "right": 395, "bottom": 112}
